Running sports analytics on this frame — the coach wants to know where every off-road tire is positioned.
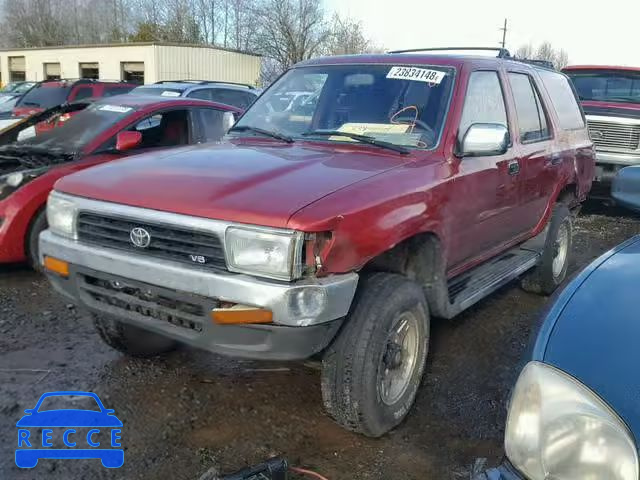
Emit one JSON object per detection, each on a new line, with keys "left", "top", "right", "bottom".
{"left": 521, "top": 204, "right": 573, "bottom": 295}
{"left": 94, "top": 314, "right": 177, "bottom": 357}
{"left": 26, "top": 209, "right": 48, "bottom": 271}
{"left": 321, "top": 273, "right": 430, "bottom": 437}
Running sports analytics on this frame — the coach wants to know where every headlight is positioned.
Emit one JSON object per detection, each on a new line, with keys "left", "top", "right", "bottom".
{"left": 225, "top": 226, "right": 304, "bottom": 281}
{"left": 46, "top": 192, "right": 78, "bottom": 238}
{"left": 505, "top": 361, "right": 638, "bottom": 480}
{"left": 0, "top": 167, "right": 48, "bottom": 200}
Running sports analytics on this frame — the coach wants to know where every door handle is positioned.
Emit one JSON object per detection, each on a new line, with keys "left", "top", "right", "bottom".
{"left": 548, "top": 153, "right": 562, "bottom": 166}
{"left": 508, "top": 160, "right": 520, "bottom": 176}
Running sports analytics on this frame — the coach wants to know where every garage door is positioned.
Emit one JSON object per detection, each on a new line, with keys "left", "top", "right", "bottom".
{"left": 9, "top": 56, "right": 26, "bottom": 81}
{"left": 122, "top": 62, "right": 144, "bottom": 84}
{"left": 80, "top": 62, "right": 99, "bottom": 79}
{"left": 44, "top": 63, "right": 61, "bottom": 80}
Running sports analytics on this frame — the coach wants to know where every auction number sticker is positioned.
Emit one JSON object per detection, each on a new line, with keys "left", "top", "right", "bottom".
{"left": 386, "top": 66, "right": 445, "bottom": 84}
{"left": 98, "top": 105, "right": 133, "bottom": 113}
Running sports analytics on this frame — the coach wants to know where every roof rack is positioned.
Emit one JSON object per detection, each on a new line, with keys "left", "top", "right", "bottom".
{"left": 40, "top": 78, "right": 132, "bottom": 84}
{"left": 154, "top": 80, "right": 256, "bottom": 89}
{"left": 388, "top": 47, "right": 512, "bottom": 58}
{"left": 512, "top": 58, "right": 556, "bottom": 69}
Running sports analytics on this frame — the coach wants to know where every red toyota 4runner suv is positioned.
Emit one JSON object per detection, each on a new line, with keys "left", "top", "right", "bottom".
{"left": 563, "top": 65, "right": 640, "bottom": 197}
{"left": 40, "top": 50, "right": 594, "bottom": 437}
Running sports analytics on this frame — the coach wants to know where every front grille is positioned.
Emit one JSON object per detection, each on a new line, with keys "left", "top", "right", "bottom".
{"left": 79, "top": 273, "right": 213, "bottom": 333}
{"left": 77, "top": 213, "right": 226, "bottom": 270}
{"left": 587, "top": 119, "right": 640, "bottom": 153}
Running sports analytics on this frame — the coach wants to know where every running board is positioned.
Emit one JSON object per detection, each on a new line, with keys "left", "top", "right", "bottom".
{"left": 444, "top": 245, "right": 542, "bottom": 318}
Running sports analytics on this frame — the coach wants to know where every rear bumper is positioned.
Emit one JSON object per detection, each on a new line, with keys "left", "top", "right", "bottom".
{"left": 40, "top": 230, "right": 357, "bottom": 360}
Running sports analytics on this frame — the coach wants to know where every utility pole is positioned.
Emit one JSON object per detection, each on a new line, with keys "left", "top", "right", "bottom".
{"left": 500, "top": 18, "right": 508, "bottom": 49}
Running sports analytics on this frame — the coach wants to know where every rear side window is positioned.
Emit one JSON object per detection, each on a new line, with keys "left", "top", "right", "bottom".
{"left": 508, "top": 73, "right": 550, "bottom": 143}
{"left": 209, "top": 89, "right": 255, "bottom": 109}
{"left": 102, "top": 85, "right": 135, "bottom": 98}
{"left": 459, "top": 71, "right": 508, "bottom": 142}
{"left": 187, "top": 89, "right": 213, "bottom": 101}
{"left": 538, "top": 70, "right": 584, "bottom": 130}
{"left": 193, "top": 107, "right": 227, "bottom": 143}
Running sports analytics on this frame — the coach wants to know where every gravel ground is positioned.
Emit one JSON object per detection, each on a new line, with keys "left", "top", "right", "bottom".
{"left": 1, "top": 202, "right": 638, "bottom": 480}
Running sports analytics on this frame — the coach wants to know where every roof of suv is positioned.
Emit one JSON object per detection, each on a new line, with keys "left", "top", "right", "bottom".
{"left": 139, "top": 81, "right": 259, "bottom": 94}
{"left": 39, "top": 78, "right": 137, "bottom": 87}
{"left": 295, "top": 52, "right": 552, "bottom": 72}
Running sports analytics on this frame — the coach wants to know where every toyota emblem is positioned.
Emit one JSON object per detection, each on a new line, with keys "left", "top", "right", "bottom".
{"left": 130, "top": 227, "right": 151, "bottom": 248}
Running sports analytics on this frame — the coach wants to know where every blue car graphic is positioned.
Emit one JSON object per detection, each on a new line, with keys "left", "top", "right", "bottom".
{"left": 15, "top": 391, "right": 123, "bottom": 469}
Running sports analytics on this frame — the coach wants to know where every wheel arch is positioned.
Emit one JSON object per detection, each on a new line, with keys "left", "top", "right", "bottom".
{"left": 362, "top": 231, "right": 449, "bottom": 317}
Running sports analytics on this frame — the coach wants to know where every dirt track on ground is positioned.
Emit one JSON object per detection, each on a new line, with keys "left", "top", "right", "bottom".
{"left": 1, "top": 202, "right": 638, "bottom": 480}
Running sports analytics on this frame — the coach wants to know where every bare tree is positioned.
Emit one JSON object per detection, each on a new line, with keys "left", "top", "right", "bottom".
{"left": 515, "top": 41, "right": 569, "bottom": 69}
{"left": 323, "top": 14, "right": 370, "bottom": 56}
{"left": 255, "top": 0, "right": 328, "bottom": 78}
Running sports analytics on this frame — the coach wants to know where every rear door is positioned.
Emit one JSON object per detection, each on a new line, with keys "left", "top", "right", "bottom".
{"left": 506, "top": 70, "right": 556, "bottom": 232}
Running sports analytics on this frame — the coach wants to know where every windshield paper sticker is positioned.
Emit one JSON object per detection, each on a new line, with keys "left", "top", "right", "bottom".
{"left": 160, "top": 91, "right": 181, "bottom": 97}
{"left": 98, "top": 105, "right": 132, "bottom": 113}
{"left": 386, "top": 66, "right": 445, "bottom": 84}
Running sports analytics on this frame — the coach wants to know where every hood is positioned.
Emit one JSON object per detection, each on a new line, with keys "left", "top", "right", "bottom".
{"left": 581, "top": 100, "right": 640, "bottom": 120}
{"left": 13, "top": 106, "right": 44, "bottom": 118}
{"left": 539, "top": 236, "right": 640, "bottom": 442}
{"left": 56, "top": 141, "right": 414, "bottom": 228}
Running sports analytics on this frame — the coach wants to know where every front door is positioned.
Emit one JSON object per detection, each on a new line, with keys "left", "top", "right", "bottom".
{"left": 448, "top": 70, "right": 522, "bottom": 268}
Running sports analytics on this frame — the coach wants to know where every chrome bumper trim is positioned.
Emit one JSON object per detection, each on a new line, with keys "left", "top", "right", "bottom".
{"left": 40, "top": 230, "right": 358, "bottom": 327}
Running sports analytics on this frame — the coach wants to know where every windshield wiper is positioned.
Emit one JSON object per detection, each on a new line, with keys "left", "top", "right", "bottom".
{"left": 302, "top": 130, "right": 410, "bottom": 154}
{"left": 229, "top": 125, "right": 294, "bottom": 143}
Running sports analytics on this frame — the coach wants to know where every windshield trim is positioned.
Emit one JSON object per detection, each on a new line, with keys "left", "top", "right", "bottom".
{"left": 232, "top": 63, "right": 457, "bottom": 152}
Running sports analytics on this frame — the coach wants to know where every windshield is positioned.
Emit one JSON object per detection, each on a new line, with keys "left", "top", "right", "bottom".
{"left": 133, "top": 86, "right": 183, "bottom": 97}
{"left": 17, "top": 84, "right": 72, "bottom": 109}
{"left": 566, "top": 70, "right": 640, "bottom": 104}
{"left": 37, "top": 395, "right": 101, "bottom": 412}
{"left": 18, "top": 103, "right": 134, "bottom": 152}
{"left": 233, "top": 64, "right": 455, "bottom": 149}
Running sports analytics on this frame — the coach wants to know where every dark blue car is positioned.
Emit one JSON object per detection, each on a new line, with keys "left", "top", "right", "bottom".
{"left": 15, "top": 391, "right": 123, "bottom": 468}
{"left": 477, "top": 236, "right": 640, "bottom": 480}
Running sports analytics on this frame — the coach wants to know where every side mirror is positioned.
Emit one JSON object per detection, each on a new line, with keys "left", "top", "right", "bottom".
{"left": 222, "top": 111, "right": 236, "bottom": 133}
{"left": 116, "top": 131, "right": 142, "bottom": 152}
{"left": 459, "top": 123, "right": 509, "bottom": 157}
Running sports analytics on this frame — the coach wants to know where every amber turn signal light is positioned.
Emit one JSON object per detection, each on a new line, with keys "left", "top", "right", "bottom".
{"left": 43, "top": 256, "right": 70, "bottom": 278}
{"left": 211, "top": 306, "right": 273, "bottom": 325}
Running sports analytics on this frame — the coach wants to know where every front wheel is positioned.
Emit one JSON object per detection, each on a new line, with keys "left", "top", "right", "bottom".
{"left": 321, "top": 273, "right": 430, "bottom": 437}
{"left": 26, "top": 209, "right": 48, "bottom": 271}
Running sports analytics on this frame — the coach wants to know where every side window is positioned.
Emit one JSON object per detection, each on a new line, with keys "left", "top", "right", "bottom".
{"left": 459, "top": 71, "right": 508, "bottom": 143}
{"left": 192, "top": 108, "right": 228, "bottom": 143}
{"left": 128, "top": 109, "right": 190, "bottom": 149}
{"left": 71, "top": 86, "right": 94, "bottom": 101}
{"left": 187, "top": 89, "right": 213, "bottom": 101}
{"left": 102, "top": 85, "right": 135, "bottom": 98}
{"left": 508, "top": 73, "right": 550, "bottom": 143}
{"left": 209, "top": 89, "right": 253, "bottom": 109}
{"left": 538, "top": 70, "right": 585, "bottom": 130}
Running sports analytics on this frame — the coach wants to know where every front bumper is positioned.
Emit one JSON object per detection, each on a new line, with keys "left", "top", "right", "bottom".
{"left": 473, "top": 462, "right": 524, "bottom": 480}
{"left": 40, "top": 230, "right": 358, "bottom": 360}
{"left": 593, "top": 151, "right": 640, "bottom": 186}
{"left": 612, "top": 165, "right": 640, "bottom": 212}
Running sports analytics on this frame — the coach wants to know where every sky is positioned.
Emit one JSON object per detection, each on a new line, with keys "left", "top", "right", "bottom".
{"left": 325, "top": 0, "right": 639, "bottom": 67}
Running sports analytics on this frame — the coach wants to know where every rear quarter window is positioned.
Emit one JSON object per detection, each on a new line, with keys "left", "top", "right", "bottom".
{"left": 538, "top": 70, "right": 585, "bottom": 130}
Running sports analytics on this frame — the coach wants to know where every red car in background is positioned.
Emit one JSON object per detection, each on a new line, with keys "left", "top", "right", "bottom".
{"left": 12, "top": 79, "right": 137, "bottom": 119}
{"left": 0, "top": 95, "right": 239, "bottom": 267}
{"left": 563, "top": 65, "right": 640, "bottom": 197}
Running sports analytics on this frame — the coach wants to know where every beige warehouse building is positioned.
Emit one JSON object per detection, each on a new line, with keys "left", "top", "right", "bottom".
{"left": 0, "top": 42, "right": 262, "bottom": 86}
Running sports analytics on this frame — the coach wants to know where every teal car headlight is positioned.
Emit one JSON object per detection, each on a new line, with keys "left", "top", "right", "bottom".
{"left": 505, "top": 361, "right": 638, "bottom": 480}
{"left": 0, "top": 167, "right": 48, "bottom": 200}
